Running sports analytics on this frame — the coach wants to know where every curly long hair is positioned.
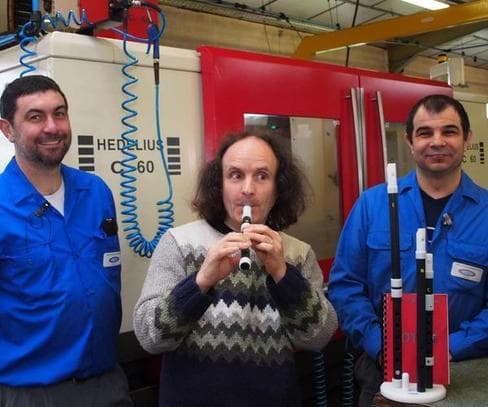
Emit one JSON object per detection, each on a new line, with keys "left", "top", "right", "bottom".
{"left": 192, "top": 131, "right": 310, "bottom": 231}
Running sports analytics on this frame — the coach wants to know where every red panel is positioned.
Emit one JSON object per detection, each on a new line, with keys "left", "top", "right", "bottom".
{"left": 79, "top": 0, "right": 109, "bottom": 25}
{"left": 79, "top": 0, "right": 160, "bottom": 40}
{"left": 318, "top": 258, "right": 334, "bottom": 282}
{"left": 361, "top": 74, "right": 452, "bottom": 123}
{"left": 198, "top": 45, "right": 453, "bottom": 274}
{"left": 199, "top": 47, "right": 359, "bottom": 156}
{"left": 199, "top": 46, "right": 361, "bottom": 222}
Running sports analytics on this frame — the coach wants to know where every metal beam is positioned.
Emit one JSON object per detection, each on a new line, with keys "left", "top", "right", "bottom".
{"left": 293, "top": 0, "right": 488, "bottom": 59}
{"left": 388, "top": 21, "right": 488, "bottom": 73}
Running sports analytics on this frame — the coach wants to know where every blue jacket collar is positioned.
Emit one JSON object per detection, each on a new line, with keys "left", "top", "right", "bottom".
{"left": 4, "top": 157, "right": 90, "bottom": 206}
{"left": 398, "top": 169, "right": 482, "bottom": 205}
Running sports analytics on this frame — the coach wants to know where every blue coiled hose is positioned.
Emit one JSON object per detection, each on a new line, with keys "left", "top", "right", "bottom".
{"left": 313, "top": 350, "right": 328, "bottom": 407}
{"left": 314, "top": 337, "right": 356, "bottom": 407}
{"left": 19, "top": 23, "right": 37, "bottom": 77}
{"left": 16, "top": 1, "right": 172, "bottom": 257}
{"left": 18, "top": 9, "right": 90, "bottom": 77}
{"left": 0, "top": 33, "right": 17, "bottom": 48}
{"left": 118, "top": 7, "right": 173, "bottom": 258}
{"left": 41, "top": 9, "right": 90, "bottom": 28}
{"left": 341, "top": 339, "right": 355, "bottom": 407}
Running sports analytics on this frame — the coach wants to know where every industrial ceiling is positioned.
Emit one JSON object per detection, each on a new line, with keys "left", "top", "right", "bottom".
{"left": 159, "top": 0, "right": 488, "bottom": 71}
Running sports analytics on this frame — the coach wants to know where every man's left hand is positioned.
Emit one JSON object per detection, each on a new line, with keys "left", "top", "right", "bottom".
{"left": 241, "top": 223, "right": 286, "bottom": 282}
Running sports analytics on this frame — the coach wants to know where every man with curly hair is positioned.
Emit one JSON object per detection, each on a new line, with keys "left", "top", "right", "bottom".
{"left": 134, "top": 131, "right": 338, "bottom": 406}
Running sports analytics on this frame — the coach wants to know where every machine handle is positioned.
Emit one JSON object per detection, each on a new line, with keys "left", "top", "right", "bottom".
{"left": 350, "top": 87, "right": 367, "bottom": 193}
{"left": 375, "top": 90, "right": 388, "bottom": 180}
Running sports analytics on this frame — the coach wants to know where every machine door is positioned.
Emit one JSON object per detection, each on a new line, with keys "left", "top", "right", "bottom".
{"left": 199, "top": 46, "right": 360, "bottom": 279}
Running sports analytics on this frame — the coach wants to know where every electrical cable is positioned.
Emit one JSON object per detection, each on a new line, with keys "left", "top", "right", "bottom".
{"left": 345, "top": 0, "right": 360, "bottom": 67}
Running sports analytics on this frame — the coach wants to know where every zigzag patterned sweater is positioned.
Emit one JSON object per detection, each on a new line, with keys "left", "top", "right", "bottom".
{"left": 134, "top": 220, "right": 338, "bottom": 407}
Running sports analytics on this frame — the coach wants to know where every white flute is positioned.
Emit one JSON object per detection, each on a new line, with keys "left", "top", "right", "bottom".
{"left": 239, "top": 205, "right": 252, "bottom": 271}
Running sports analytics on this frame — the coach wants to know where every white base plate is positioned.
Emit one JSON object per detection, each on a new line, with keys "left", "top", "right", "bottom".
{"left": 381, "top": 381, "right": 446, "bottom": 404}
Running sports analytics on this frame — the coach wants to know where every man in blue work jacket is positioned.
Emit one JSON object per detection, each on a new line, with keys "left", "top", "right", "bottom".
{"left": 0, "top": 75, "right": 132, "bottom": 406}
{"left": 328, "top": 94, "right": 487, "bottom": 407}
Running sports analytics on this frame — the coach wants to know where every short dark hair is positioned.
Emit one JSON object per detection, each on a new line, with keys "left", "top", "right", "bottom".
{"left": 0, "top": 75, "right": 68, "bottom": 123}
{"left": 192, "top": 131, "right": 310, "bottom": 231}
{"left": 405, "top": 94, "right": 470, "bottom": 143}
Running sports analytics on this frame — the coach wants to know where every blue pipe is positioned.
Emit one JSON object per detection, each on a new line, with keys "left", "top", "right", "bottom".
{"left": 118, "top": 25, "right": 174, "bottom": 258}
{"left": 0, "top": 34, "right": 17, "bottom": 47}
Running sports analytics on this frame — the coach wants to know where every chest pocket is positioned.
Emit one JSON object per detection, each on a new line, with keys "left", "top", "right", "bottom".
{"left": 89, "top": 229, "right": 121, "bottom": 292}
{"left": 367, "top": 231, "right": 413, "bottom": 252}
{"left": 366, "top": 231, "right": 413, "bottom": 288}
{"left": 0, "top": 244, "right": 52, "bottom": 296}
{"left": 0, "top": 213, "right": 53, "bottom": 286}
{"left": 69, "top": 214, "right": 119, "bottom": 257}
{"left": 93, "top": 232, "right": 120, "bottom": 261}
{"left": 446, "top": 241, "right": 487, "bottom": 292}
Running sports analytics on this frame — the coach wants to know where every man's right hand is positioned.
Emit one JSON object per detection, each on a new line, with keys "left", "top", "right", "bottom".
{"left": 195, "top": 232, "right": 251, "bottom": 293}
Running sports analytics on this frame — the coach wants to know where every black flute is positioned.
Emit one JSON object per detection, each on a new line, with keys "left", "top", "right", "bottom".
{"left": 425, "top": 252, "right": 434, "bottom": 388}
{"left": 387, "top": 163, "right": 403, "bottom": 383}
{"left": 239, "top": 205, "right": 252, "bottom": 271}
{"left": 416, "top": 228, "right": 427, "bottom": 392}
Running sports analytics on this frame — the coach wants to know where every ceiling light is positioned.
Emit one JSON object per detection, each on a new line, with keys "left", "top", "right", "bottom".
{"left": 401, "top": 0, "right": 449, "bottom": 10}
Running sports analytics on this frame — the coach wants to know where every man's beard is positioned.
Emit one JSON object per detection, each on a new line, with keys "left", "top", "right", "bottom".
{"left": 20, "top": 137, "right": 71, "bottom": 169}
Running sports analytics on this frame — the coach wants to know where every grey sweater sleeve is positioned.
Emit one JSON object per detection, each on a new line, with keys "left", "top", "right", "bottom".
{"left": 133, "top": 232, "right": 212, "bottom": 354}
{"left": 268, "top": 248, "right": 338, "bottom": 352}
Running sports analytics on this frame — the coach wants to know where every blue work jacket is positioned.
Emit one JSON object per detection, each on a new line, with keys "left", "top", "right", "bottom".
{"left": 0, "top": 158, "right": 122, "bottom": 386}
{"left": 329, "top": 171, "right": 488, "bottom": 362}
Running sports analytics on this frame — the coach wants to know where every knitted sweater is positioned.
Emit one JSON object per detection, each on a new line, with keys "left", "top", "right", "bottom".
{"left": 134, "top": 220, "right": 337, "bottom": 406}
